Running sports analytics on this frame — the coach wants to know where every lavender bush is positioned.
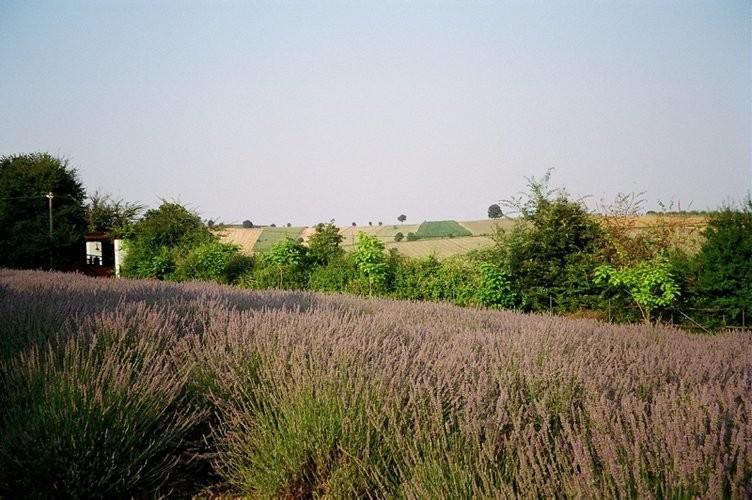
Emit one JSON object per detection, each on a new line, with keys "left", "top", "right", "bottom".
{"left": 1, "top": 269, "right": 750, "bottom": 497}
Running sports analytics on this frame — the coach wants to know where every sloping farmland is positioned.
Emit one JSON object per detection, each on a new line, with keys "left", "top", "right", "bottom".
{"left": 339, "top": 224, "right": 422, "bottom": 249}
{"left": 252, "top": 227, "right": 307, "bottom": 252}
{"left": 385, "top": 235, "right": 495, "bottom": 259}
{"left": 217, "top": 226, "right": 307, "bottom": 254}
{"left": 215, "top": 227, "right": 264, "bottom": 254}
{"left": 458, "top": 219, "right": 515, "bottom": 236}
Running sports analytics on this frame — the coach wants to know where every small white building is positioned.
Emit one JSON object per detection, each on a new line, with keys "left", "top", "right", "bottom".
{"left": 84, "top": 233, "right": 125, "bottom": 277}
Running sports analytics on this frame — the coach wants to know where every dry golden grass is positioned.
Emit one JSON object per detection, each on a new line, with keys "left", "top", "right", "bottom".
{"left": 215, "top": 227, "right": 264, "bottom": 254}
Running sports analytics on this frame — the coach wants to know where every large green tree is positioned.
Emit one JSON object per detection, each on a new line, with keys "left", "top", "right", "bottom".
{"left": 0, "top": 153, "right": 86, "bottom": 269}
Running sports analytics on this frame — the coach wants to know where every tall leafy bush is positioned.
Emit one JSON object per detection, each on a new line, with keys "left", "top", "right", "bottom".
{"left": 692, "top": 200, "right": 752, "bottom": 326}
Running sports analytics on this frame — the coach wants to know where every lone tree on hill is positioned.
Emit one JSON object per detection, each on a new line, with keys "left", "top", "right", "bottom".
{"left": 242, "top": 220, "right": 253, "bottom": 228}
{"left": 398, "top": 214, "right": 407, "bottom": 223}
{"left": 488, "top": 204, "right": 503, "bottom": 219}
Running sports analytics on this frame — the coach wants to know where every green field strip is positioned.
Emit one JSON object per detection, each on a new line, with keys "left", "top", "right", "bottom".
{"left": 415, "top": 220, "right": 472, "bottom": 239}
{"left": 252, "top": 227, "right": 306, "bottom": 252}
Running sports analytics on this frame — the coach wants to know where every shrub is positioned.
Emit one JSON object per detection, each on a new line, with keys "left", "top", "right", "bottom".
{"left": 174, "top": 241, "right": 250, "bottom": 284}
{"left": 692, "top": 200, "right": 752, "bottom": 327}
{"left": 394, "top": 232, "right": 404, "bottom": 242}
{"left": 308, "top": 255, "right": 355, "bottom": 292}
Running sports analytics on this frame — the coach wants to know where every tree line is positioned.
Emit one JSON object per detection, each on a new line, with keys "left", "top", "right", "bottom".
{"left": 2, "top": 153, "right": 750, "bottom": 330}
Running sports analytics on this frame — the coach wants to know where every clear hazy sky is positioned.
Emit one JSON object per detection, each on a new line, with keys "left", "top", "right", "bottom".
{"left": 1, "top": 1, "right": 750, "bottom": 226}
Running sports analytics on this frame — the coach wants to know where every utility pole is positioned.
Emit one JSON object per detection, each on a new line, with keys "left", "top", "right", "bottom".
{"left": 46, "top": 192, "right": 53, "bottom": 269}
{"left": 46, "top": 192, "right": 54, "bottom": 237}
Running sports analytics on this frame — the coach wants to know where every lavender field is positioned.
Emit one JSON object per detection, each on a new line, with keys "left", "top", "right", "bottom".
{"left": 0, "top": 269, "right": 750, "bottom": 497}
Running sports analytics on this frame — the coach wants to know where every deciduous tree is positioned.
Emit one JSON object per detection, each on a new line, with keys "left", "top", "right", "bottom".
{"left": 85, "top": 191, "right": 142, "bottom": 237}
{"left": 352, "top": 232, "right": 388, "bottom": 295}
{"left": 499, "top": 170, "right": 604, "bottom": 312}
{"left": 0, "top": 153, "right": 86, "bottom": 269}
{"left": 307, "top": 221, "right": 344, "bottom": 266}
{"left": 487, "top": 204, "right": 503, "bottom": 219}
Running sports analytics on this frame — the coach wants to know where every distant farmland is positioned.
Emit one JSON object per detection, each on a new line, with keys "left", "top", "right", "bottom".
{"left": 217, "top": 216, "right": 704, "bottom": 259}
{"left": 218, "top": 219, "right": 514, "bottom": 258}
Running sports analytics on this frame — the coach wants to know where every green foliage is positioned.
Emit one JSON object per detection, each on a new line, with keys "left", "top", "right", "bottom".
{"left": 265, "top": 237, "right": 307, "bottom": 267}
{"left": 415, "top": 220, "right": 472, "bottom": 239}
{"left": 406, "top": 232, "right": 418, "bottom": 241}
{"left": 308, "top": 255, "right": 356, "bottom": 292}
{"left": 391, "top": 255, "right": 514, "bottom": 309}
{"left": 392, "top": 255, "right": 445, "bottom": 301}
{"left": 595, "top": 255, "right": 680, "bottom": 323}
{"left": 242, "top": 220, "right": 253, "bottom": 228}
{"left": 692, "top": 201, "right": 752, "bottom": 326}
{"left": 121, "top": 202, "right": 213, "bottom": 280}
{"left": 398, "top": 214, "right": 407, "bottom": 223}
{"left": 174, "top": 241, "right": 252, "bottom": 284}
{"left": 487, "top": 203, "right": 503, "bottom": 219}
{"left": 352, "top": 232, "right": 389, "bottom": 295}
{"left": 596, "top": 193, "right": 699, "bottom": 323}
{"left": 474, "top": 262, "right": 516, "bottom": 309}
{"left": 394, "top": 232, "right": 404, "bottom": 242}
{"left": 306, "top": 220, "right": 344, "bottom": 266}
{"left": 500, "top": 172, "right": 604, "bottom": 313}
{"left": 85, "top": 191, "right": 143, "bottom": 237}
{"left": 0, "top": 153, "right": 87, "bottom": 269}
{"left": 260, "top": 237, "right": 309, "bottom": 289}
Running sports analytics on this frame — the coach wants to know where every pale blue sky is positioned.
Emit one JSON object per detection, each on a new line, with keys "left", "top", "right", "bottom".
{"left": 1, "top": 1, "right": 749, "bottom": 226}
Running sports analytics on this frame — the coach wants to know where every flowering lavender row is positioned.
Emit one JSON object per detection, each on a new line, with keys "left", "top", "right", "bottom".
{"left": 1, "top": 269, "right": 750, "bottom": 496}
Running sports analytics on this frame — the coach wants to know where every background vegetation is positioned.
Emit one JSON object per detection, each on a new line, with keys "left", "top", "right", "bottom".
{"left": 3, "top": 152, "right": 751, "bottom": 330}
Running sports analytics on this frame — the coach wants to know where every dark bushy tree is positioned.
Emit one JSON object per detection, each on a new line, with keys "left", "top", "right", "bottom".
{"left": 398, "top": 214, "right": 407, "bottom": 223}
{"left": 499, "top": 171, "right": 604, "bottom": 313}
{"left": 487, "top": 204, "right": 503, "bottom": 219}
{"left": 85, "top": 191, "right": 143, "bottom": 236}
{"left": 0, "top": 153, "right": 86, "bottom": 269}
{"left": 242, "top": 220, "right": 253, "bottom": 228}
{"left": 692, "top": 200, "right": 752, "bottom": 326}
